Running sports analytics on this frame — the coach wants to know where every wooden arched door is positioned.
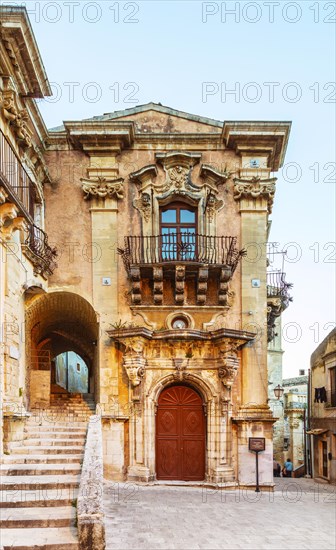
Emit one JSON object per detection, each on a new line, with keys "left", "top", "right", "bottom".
{"left": 156, "top": 385, "right": 206, "bottom": 481}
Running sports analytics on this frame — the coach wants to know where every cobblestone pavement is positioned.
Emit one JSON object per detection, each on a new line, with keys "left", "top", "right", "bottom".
{"left": 104, "top": 478, "right": 336, "bottom": 550}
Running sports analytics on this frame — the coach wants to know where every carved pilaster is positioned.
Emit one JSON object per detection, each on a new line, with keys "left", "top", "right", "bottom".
{"left": 233, "top": 176, "right": 276, "bottom": 213}
{"left": 197, "top": 267, "right": 208, "bottom": 305}
{"left": 81, "top": 176, "right": 124, "bottom": 200}
{"left": 175, "top": 265, "right": 185, "bottom": 305}
{"left": 153, "top": 266, "right": 163, "bottom": 305}
{"left": 130, "top": 267, "right": 141, "bottom": 305}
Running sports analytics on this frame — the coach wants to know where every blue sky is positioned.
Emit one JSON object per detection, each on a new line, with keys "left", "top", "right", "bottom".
{"left": 9, "top": 0, "right": 335, "bottom": 376}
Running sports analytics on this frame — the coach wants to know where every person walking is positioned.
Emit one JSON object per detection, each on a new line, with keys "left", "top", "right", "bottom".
{"left": 283, "top": 458, "right": 293, "bottom": 477}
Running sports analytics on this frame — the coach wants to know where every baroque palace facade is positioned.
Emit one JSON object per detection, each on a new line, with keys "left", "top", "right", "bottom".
{"left": 0, "top": 7, "right": 292, "bottom": 488}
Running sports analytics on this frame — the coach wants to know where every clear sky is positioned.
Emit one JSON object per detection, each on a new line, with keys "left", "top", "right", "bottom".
{"left": 8, "top": 0, "right": 335, "bottom": 377}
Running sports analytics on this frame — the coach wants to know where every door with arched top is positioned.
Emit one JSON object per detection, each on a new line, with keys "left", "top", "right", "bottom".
{"left": 156, "top": 385, "right": 206, "bottom": 481}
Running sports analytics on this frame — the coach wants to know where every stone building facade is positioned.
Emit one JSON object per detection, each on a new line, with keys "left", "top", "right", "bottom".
{"left": 309, "top": 328, "right": 336, "bottom": 484}
{"left": 0, "top": 7, "right": 292, "bottom": 488}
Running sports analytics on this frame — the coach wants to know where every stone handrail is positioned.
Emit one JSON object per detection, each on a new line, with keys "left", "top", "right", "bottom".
{"left": 77, "top": 416, "right": 105, "bottom": 550}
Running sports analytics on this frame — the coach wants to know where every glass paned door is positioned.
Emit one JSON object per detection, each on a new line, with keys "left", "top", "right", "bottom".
{"left": 160, "top": 204, "right": 197, "bottom": 261}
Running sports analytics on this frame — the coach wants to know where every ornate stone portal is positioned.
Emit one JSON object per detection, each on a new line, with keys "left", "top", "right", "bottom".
{"left": 108, "top": 326, "right": 255, "bottom": 482}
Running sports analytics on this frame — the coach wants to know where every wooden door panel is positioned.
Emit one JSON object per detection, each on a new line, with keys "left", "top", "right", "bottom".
{"left": 182, "top": 440, "right": 205, "bottom": 480}
{"left": 156, "top": 439, "right": 180, "bottom": 479}
{"left": 157, "top": 409, "right": 178, "bottom": 436}
{"left": 181, "top": 408, "right": 204, "bottom": 436}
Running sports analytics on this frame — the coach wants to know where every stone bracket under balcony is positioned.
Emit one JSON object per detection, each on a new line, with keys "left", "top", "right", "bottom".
{"left": 118, "top": 234, "right": 244, "bottom": 307}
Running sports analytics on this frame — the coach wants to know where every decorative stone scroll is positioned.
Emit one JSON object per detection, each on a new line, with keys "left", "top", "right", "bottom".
{"left": 267, "top": 297, "right": 283, "bottom": 342}
{"left": 205, "top": 193, "right": 223, "bottom": 222}
{"left": 81, "top": 176, "right": 124, "bottom": 200}
{"left": 0, "top": 88, "right": 33, "bottom": 148}
{"left": 218, "top": 341, "right": 241, "bottom": 387}
{"left": 134, "top": 192, "right": 151, "bottom": 222}
{"left": 121, "top": 338, "right": 147, "bottom": 396}
{"left": 233, "top": 176, "right": 276, "bottom": 213}
{"left": 197, "top": 267, "right": 208, "bottom": 305}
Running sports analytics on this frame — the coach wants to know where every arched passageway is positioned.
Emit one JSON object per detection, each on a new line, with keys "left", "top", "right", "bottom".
{"left": 25, "top": 291, "right": 99, "bottom": 408}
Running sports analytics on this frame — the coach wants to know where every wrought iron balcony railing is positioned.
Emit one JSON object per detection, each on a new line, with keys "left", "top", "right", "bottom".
{"left": 0, "top": 129, "right": 35, "bottom": 218}
{"left": 24, "top": 223, "right": 57, "bottom": 277}
{"left": 119, "top": 234, "right": 244, "bottom": 272}
{"left": 267, "top": 271, "right": 292, "bottom": 306}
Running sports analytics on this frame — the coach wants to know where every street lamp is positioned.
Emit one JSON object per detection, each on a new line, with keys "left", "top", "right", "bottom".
{"left": 274, "top": 384, "right": 284, "bottom": 400}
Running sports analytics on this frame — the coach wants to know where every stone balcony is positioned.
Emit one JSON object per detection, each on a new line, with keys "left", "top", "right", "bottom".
{"left": 118, "top": 234, "right": 244, "bottom": 306}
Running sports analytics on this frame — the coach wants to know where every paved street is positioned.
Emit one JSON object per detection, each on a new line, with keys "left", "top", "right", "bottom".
{"left": 104, "top": 478, "right": 336, "bottom": 550}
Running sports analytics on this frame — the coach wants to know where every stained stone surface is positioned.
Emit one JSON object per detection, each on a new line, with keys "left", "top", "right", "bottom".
{"left": 104, "top": 478, "right": 336, "bottom": 550}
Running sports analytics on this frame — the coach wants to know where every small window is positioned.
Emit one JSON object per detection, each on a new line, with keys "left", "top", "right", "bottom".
{"left": 77, "top": 363, "right": 81, "bottom": 372}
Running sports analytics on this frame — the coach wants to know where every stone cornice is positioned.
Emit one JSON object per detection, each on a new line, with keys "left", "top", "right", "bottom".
{"left": 108, "top": 326, "right": 255, "bottom": 344}
{"left": 223, "top": 121, "right": 291, "bottom": 171}
{"left": 129, "top": 165, "right": 158, "bottom": 185}
{"left": 61, "top": 120, "right": 135, "bottom": 154}
{"left": 156, "top": 151, "right": 202, "bottom": 169}
{"left": 0, "top": 7, "right": 52, "bottom": 98}
{"left": 200, "top": 164, "right": 231, "bottom": 185}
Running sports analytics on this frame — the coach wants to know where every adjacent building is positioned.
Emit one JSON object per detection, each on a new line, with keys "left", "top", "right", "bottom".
{"left": 309, "top": 328, "right": 336, "bottom": 484}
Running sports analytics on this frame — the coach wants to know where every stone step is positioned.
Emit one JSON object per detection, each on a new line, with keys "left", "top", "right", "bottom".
{"left": 23, "top": 431, "right": 86, "bottom": 439}
{"left": 0, "top": 463, "right": 81, "bottom": 476}
{"left": 20, "top": 438, "right": 85, "bottom": 447}
{"left": 26, "top": 420, "right": 88, "bottom": 429}
{"left": 8, "top": 446, "right": 86, "bottom": 455}
{"left": 1, "top": 454, "right": 83, "bottom": 465}
{"left": 0, "top": 474, "right": 80, "bottom": 491}
{"left": 0, "top": 488, "right": 78, "bottom": 508}
{"left": 23, "top": 422, "right": 87, "bottom": 434}
{"left": 0, "top": 526, "right": 78, "bottom": 549}
{"left": 0, "top": 505, "right": 75, "bottom": 528}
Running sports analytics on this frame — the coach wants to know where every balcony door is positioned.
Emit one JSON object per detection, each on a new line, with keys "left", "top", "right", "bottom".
{"left": 160, "top": 203, "right": 197, "bottom": 261}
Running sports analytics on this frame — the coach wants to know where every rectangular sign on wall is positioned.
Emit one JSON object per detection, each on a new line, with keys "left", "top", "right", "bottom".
{"left": 249, "top": 437, "right": 265, "bottom": 452}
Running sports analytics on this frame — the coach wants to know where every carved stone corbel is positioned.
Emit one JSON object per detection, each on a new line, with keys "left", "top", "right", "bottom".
{"left": 267, "top": 297, "right": 283, "bottom": 342}
{"left": 153, "top": 266, "right": 163, "bottom": 305}
{"left": 0, "top": 203, "right": 18, "bottom": 229}
{"left": 130, "top": 267, "right": 141, "bottom": 305}
{"left": 218, "top": 266, "right": 233, "bottom": 305}
{"left": 197, "top": 267, "right": 208, "bottom": 305}
{"left": 175, "top": 265, "right": 185, "bottom": 304}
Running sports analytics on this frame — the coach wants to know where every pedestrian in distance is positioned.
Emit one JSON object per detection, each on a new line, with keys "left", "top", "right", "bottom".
{"left": 273, "top": 458, "right": 281, "bottom": 477}
{"left": 283, "top": 458, "right": 293, "bottom": 477}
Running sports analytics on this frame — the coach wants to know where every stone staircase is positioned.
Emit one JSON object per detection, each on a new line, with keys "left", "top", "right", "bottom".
{"left": 0, "top": 393, "right": 95, "bottom": 550}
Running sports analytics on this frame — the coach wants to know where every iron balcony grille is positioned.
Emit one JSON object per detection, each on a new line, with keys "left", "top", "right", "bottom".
{"left": 267, "top": 271, "right": 292, "bottom": 306}
{"left": 0, "top": 129, "right": 36, "bottom": 219}
{"left": 119, "top": 234, "right": 244, "bottom": 272}
{"left": 24, "top": 223, "right": 57, "bottom": 276}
